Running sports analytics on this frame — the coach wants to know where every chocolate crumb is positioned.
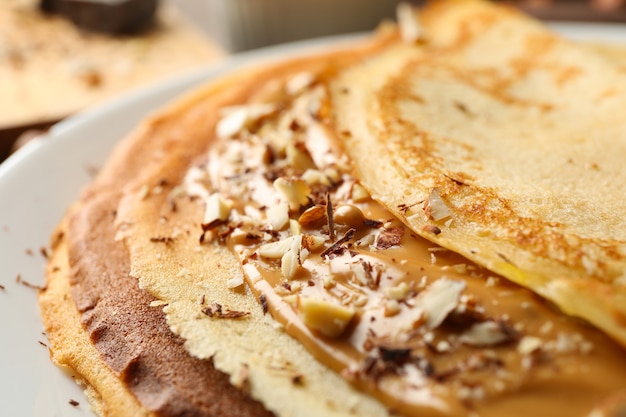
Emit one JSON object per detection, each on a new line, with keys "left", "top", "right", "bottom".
{"left": 260, "top": 293, "right": 268, "bottom": 315}
{"left": 422, "top": 225, "right": 442, "bottom": 235}
{"left": 149, "top": 236, "right": 175, "bottom": 245}
{"left": 292, "top": 374, "right": 304, "bottom": 385}
{"left": 363, "top": 218, "right": 383, "bottom": 228}
{"left": 202, "top": 302, "right": 250, "bottom": 319}
{"left": 69, "top": 399, "right": 79, "bottom": 407}
{"left": 40, "top": 247, "right": 49, "bottom": 259}
{"left": 169, "top": 198, "right": 178, "bottom": 213}
{"left": 376, "top": 227, "right": 404, "bottom": 249}
{"left": 325, "top": 192, "right": 335, "bottom": 241}
{"left": 0, "top": 284, "right": 5, "bottom": 291}
{"left": 16, "top": 274, "right": 45, "bottom": 290}
{"left": 38, "top": 340, "right": 48, "bottom": 348}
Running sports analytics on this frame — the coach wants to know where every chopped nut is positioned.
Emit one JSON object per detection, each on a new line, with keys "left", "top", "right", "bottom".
{"left": 301, "top": 169, "right": 331, "bottom": 186}
{"left": 460, "top": 321, "right": 517, "bottom": 346}
{"left": 259, "top": 236, "right": 299, "bottom": 258}
{"left": 203, "top": 193, "right": 232, "bottom": 227}
{"left": 216, "top": 107, "right": 248, "bottom": 139}
{"left": 334, "top": 205, "right": 366, "bottom": 229}
{"left": 266, "top": 202, "right": 290, "bottom": 230}
{"left": 324, "top": 167, "right": 341, "bottom": 183}
{"left": 286, "top": 72, "right": 316, "bottom": 95}
{"left": 302, "top": 234, "right": 326, "bottom": 251}
{"left": 290, "top": 219, "right": 302, "bottom": 235}
{"left": 281, "top": 235, "right": 303, "bottom": 280}
{"left": 416, "top": 278, "right": 466, "bottom": 329}
{"left": 350, "top": 259, "right": 378, "bottom": 289}
{"left": 286, "top": 143, "right": 316, "bottom": 171}
{"left": 350, "top": 183, "right": 370, "bottom": 202}
{"left": 424, "top": 188, "right": 451, "bottom": 222}
{"left": 274, "top": 177, "right": 311, "bottom": 210}
{"left": 518, "top": 336, "right": 543, "bottom": 355}
{"left": 299, "top": 205, "right": 327, "bottom": 227}
{"left": 384, "top": 299, "right": 401, "bottom": 317}
{"left": 227, "top": 273, "right": 245, "bottom": 289}
{"left": 300, "top": 297, "right": 355, "bottom": 338}
{"left": 323, "top": 275, "right": 337, "bottom": 289}
{"left": 436, "top": 340, "right": 451, "bottom": 352}
{"left": 216, "top": 104, "right": 275, "bottom": 138}
{"left": 384, "top": 282, "right": 410, "bottom": 300}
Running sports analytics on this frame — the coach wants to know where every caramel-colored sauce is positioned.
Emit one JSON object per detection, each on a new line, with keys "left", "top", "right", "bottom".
{"left": 190, "top": 77, "right": 626, "bottom": 417}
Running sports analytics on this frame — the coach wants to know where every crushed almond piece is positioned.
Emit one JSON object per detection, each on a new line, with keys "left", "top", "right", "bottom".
{"left": 259, "top": 237, "right": 299, "bottom": 258}
{"left": 299, "top": 205, "right": 327, "bottom": 227}
{"left": 460, "top": 320, "right": 517, "bottom": 346}
{"left": 384, "top": 299, "right": 401, "bottom": 317}
{"left": 302, "top": 234, "right": 326, "bottom": 251}
{"left": 424, "top": 188, "right": 451, "bottom": 222}
{"left": 203, "top": 193, "right": 232, "bottom": 227}
{"left": 350, "top": 183, "right": 370, "bottom": 202}
{"left": 266, "top": 202, "right": 290, "bottom": 230}
{"left": 518, "top": 336, "right": 543, "bottom": 355}
{"left": 216, "top": 104, "right": 275, "bottom": 139}
{"left": 281, "top": 235, "right": 303, "bottom": 280}
{"left": 286, "top": 72, "right": 315, "bottom": 95}
{"left": 300, "top": 297, "right": 355, "bottom": 338}
{"left": 227, "top": 273, "right": 245, "bottom": 289}
{"left": 286, "top": 143, "right": 316, "bottom": 171}
{"left": 416, "top": 278, "right": 466, "bottom": 329}
{"left": 301, "top": 169, "right": 331, "bottom": 186}
{"left": 384, "top": 282, "right": 410, "bottom": 300}
{"left": 274, "top": 177, "right": 311, "bottom": 210}
{"left": 334, "top": 205, "right": 366, "bottom": 229}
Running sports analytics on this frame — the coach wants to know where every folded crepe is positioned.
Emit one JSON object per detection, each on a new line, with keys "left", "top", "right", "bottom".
{"left": 40, "top": 1, "right": 626, "bottom": 417}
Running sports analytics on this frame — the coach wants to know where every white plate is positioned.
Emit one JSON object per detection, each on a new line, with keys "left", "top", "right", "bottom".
{"left": 0, "top": 25, "right": 624, "bottom": 417}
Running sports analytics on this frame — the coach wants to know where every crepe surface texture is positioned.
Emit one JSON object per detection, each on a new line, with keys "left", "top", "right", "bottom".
{"left": 39, "top": 1, "right": 626, "bottom": 417}
{"left": 332, "top": 0, "right": 626, "bottom": 348}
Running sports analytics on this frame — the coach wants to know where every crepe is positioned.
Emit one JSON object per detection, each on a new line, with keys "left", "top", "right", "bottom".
{"left": 40, "top": 2, "right": 626, "bottom": 417}
{"left": 332, "top": 0, "right": 626, "bottom": 348}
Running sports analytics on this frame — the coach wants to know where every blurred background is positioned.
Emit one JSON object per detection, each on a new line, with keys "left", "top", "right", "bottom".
{"left": 1, "top": 0, "right": 625, "bottom": 162}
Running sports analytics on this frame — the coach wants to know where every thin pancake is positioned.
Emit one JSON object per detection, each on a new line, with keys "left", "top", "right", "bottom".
{"left": 113, "top": 32, "right": 398, "bottom": 417}
{"left": 331, "top": 0, "right": 626, "bottom": 347}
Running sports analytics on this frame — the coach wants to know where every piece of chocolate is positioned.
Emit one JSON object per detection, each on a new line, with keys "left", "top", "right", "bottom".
{"left": 40, "top": 0, "right": 158, "bottom": 35}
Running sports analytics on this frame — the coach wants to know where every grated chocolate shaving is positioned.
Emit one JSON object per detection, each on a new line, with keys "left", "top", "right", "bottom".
{"left": 202, "top": 302, "right": 250, "bottom": 319}
{"left": 363, "top": 218, "right": 383, "bottom": 228}
{"left": 149, "top": 236, "right": 175, "bottom": 245}
{"left": 16, "top": 274, "right": 45, "bottom": 291}
{"left": 320, "top": 228, "right": 356, "bottom": 259}
{"left": 325, "top": 191, "right": 335, "bottom": 241}
{"left": 376, "top": 227, "right": 404, "bottom": 249}
{"left": 260, "top": 293, "right": 268, "bottom": 315}
{"left": 422, "top": 225, "right": 441, "bottom": 235}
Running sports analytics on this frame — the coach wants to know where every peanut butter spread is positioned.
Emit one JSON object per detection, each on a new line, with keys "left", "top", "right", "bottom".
{"left": 182, "top": 70, "right": 626, "bottom": 416}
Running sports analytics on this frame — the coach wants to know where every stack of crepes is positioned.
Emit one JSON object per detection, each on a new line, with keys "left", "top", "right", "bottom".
{"left": 40, "top": 1, "right": 626, "bottom": 416}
